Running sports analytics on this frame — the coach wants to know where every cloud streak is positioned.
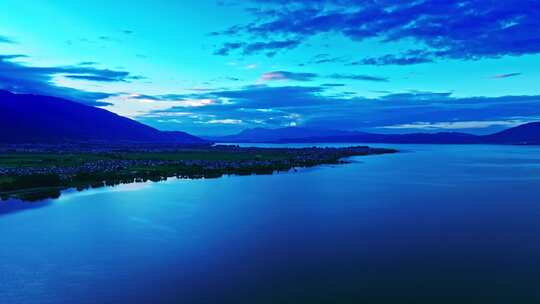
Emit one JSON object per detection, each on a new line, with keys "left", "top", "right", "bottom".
{"left": 0, "top": 35, "right": 15, "bottom": 44}
{"left": 328, "top": 73, "right": 388, "bottom": 82}
{"left": 380, "top": 119, "right": 534, "bottom": 130}
{"left": 214, "top": 39, "right": 300, "bottom": 57}
{"left": 257, "top": 71, "right": 388, "bottom": 83}
{"left": 492, "top": 73, "right": 522, "bottom": 79}
{"left": 260, "top": 71, "right": 317, "bottom": 82}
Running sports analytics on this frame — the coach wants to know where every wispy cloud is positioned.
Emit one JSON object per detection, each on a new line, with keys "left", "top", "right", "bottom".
{"left": 492, "top": 73, "right": 522, "bottom": 79}
{"left": 214, "top": 39, "right": 300, "bottom": 57}
{"left": 353, "top": 50, "right": 435, "bottom": 66}
{"left": 206, "top": 119, "right": 243, "bottom": 124}
{"left": 328, "top": 73, "right": 388, "bottom": 82}
{"left": 380, "top": 119, "right": 534, "bottom": 130}
{"left": 260, "top": 71, "right": 317, "bottom": 82}
{"left": 257, "top": 71, "right": 388, "bottom": 83}
{"left": 0, "top": 35, "right": 15, "bottom": 44}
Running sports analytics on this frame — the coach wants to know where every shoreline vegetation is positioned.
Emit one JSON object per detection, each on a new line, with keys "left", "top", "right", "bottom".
{"left": 0, "top": 144, "right": 397, "bottom": 202}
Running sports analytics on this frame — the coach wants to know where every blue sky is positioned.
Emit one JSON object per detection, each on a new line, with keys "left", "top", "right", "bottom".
{"left": 1, "top": 0, "right": 539, "bottom": 135}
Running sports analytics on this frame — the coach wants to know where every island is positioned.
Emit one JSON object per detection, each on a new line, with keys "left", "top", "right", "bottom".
{"left": 0, "top": 144, "right": 397, "bottom": 202}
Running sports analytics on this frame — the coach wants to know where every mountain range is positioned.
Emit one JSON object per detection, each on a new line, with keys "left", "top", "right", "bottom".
{"left": 0, "top": 90, "right": 207, "bottom": 144}
{"left": 206, "top": 124, "right": 540, "bottom": 145}
{"left": 1, "top": 89, "right": 539, "bottom": 145}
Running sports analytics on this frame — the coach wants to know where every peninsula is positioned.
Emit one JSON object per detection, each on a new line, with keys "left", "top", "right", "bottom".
{"left": 0, "top": 144, "right": 397, "bottom": 202}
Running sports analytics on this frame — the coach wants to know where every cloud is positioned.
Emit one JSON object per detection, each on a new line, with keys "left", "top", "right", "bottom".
{"left": 322, "top": 83, "right": 345, "bottom": 87}
{"left": 139, "top": 84, "right": 540, "bottom": 135}
{"left": 0, "top": 35, "right": 15, "bottom": 44}
{"left": 260, "top": 71, "right": 317, "bottom": 82}
{"left": 0, "top": 54, "right": 142, "bottom": 106}
{"left": 214, "top": 39, "right": 300, "bottom": 56}
{"left": 328, "top": 73, "right": 388, "bottom": 82}
{"left": 206, "top": 119, "right": 243, "bottom": 124}
{"left": 354, "top": 50, "right": 435, "bottom": 66}
{"left": 214, "top": 1, "right": 540, "bottom": 61}
{"left": 64, "top": 70, "right": 131, "bottom": 82}
{"left": 379, "top": 119, "right": 534, "bottom": 130}
{"left": 313, "top": 57, "right": 343, "bottom": 64}
{"left": 492, "top": 72, "right": 522, "bottom": 79}
{"left": 208, "top": 85, "right": 325, "bottom": 109}
{"left": 213, "top": 42, "right": 244, "bottom": 56}
{"left": 256, "top": 71, "right": 387, "bottom": 83}
{"left": 302, "top": 54, "right": 346, "bottom": 65}
{"left": 78, "top": 61, "right": 98, "bottom": 66}
{"left": 244, "top": 40, "right": 300, "bottom": 56}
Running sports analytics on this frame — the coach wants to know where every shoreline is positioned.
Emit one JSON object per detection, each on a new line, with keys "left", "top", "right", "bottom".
{"left": 0, "top": 145, "right": 397, "bottom": 202}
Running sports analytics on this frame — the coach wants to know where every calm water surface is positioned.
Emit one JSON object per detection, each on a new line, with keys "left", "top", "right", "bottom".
{"left": 1, "top": 144, "right": 540, "bottom": 303}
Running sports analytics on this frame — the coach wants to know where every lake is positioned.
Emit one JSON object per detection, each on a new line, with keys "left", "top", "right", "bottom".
{"left": 1, "top": 144, "right": 540, "bottom": 303}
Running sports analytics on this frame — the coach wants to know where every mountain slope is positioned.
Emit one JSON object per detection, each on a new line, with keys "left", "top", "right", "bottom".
{"left": 0, "top": 90, "right": 207, "bottom": 144}
{"left": 209, "top": 123, "right": 540, "bottom": 145}
{"left": 482, "top": 122, "right": 540, "bottom": 144}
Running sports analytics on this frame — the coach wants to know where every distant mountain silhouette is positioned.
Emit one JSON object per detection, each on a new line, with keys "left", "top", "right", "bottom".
{"left": 0, "top": 90, "right": 207, "bottom": 144}
{"left": 210, "top": 127, "right": 359, "bottom": 143}
{"left": 208, "top": 124, "right": 540, "bottom": 145}
{"left": 482, "top": 122, "right": 540, "bottom": 144}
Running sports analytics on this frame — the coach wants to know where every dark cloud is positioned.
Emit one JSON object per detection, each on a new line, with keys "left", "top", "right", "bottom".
{"left": 214, "top": 0, "right": 540, "bottom": 61}
{"left": 0, "top": 54, "right": 142, "bottom": 105}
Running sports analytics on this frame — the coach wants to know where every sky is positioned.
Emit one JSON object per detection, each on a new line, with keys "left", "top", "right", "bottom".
{"left": 1, "top": 0, "right": 539, "bottom": 135}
